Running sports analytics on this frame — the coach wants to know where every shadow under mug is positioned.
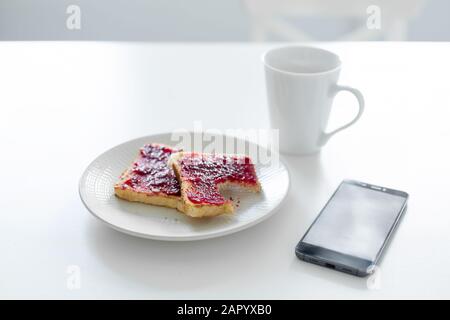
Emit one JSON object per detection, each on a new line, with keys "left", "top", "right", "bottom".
{"left": 263, "top": 46, "right": 364, "bottom": 155}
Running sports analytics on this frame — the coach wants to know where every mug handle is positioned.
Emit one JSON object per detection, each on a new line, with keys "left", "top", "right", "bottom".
{"left": 320, "top": 85, "right": 365, "bottom": 146}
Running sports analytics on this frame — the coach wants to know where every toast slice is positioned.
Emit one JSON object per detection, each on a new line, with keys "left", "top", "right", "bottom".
{"left": 114, "top": 143, "right": 181, "bottom": 208}
{"left": 170, "top": 152, "right": 261, "bottom": 218}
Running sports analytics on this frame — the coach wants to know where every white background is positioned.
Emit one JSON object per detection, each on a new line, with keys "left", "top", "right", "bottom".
{"left": 0, "top": 42, "right": 449, "bottom": 299}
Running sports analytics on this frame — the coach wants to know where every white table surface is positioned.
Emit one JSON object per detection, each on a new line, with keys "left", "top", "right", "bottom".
{"left": 1, "top": 41, "right": 449, "bottom": 299}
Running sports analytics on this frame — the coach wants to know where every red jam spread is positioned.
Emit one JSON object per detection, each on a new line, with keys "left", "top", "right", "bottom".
{"left": 178, "top": 153, "right": 258, "bottom": 205}
{"left": 120, "top": 144, "right": 181, "bottom": 196}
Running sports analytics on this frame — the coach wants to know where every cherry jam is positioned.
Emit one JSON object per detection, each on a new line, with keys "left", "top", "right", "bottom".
{"left": 178, "top": 154, "right": 258, "bottom": 205}
{"left": 120, "top": 144, "right": 181, "bottom": 196}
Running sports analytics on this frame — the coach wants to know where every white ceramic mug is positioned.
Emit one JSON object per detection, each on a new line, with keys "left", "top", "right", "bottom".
{"left": 263, "top": 46, "right": 364, "bottom": 155}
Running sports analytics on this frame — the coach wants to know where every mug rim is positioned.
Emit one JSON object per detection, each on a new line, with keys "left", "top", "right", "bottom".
{"left": 262, "top": 45, "right": 342, "bottom": 76}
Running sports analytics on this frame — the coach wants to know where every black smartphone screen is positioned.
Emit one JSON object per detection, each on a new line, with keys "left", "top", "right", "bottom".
{"left": 296, "top": 180, "right": 408, "bottom": 276}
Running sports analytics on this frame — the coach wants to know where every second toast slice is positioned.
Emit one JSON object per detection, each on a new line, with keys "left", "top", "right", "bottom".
{"left": 170, "top": 152, "right": 261, "bottom": 218}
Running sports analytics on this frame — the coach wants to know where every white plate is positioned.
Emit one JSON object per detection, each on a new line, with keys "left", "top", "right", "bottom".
{"left": 79, "top": 132, "right": 290, "bottom": 241}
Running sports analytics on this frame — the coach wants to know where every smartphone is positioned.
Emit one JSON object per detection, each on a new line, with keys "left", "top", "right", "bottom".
{"left": 295, "top": 179, "right": 408, "bottom": 277}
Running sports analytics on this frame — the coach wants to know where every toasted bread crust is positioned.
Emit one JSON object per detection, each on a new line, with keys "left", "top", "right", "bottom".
{"left": 114, "top": 185, "right": 180, "bottom": 208}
